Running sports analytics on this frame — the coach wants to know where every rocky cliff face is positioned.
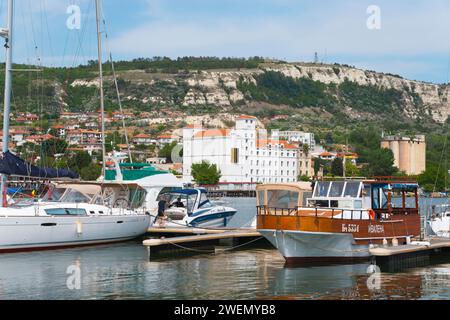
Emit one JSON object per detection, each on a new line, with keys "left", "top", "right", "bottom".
{"left": 71, "top": 63, "right": 450, "bottom": 123}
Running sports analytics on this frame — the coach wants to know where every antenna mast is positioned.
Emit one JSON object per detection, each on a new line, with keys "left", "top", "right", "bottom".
{"left": 95, "top": 0, "right": 107, "bottom": 179}
{"left": 1, "top": 0, "right": 14, "bottom": 207}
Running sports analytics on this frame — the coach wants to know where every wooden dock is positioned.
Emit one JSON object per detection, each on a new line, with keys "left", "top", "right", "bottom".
{"left": 144, "top": 226, "right": 450, "bottom": 268}
{"left": 370, "top": 238, "right": 450, "bottom": 271}
{"left": 143, "top": 229, "right": 268, "bottom": 259}
{"left": 147, "top": 227, "right": 233, "bottom": 236}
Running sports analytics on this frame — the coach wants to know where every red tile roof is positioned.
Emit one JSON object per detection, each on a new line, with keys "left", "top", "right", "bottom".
{"left": 257, "top": 139, "right": 298, "bottom": 150}
{"left": 134, "top": 133, "right": 151, "bottom": 139}
{"left": 194, "top": 129, "right": 230, "bottom": 138}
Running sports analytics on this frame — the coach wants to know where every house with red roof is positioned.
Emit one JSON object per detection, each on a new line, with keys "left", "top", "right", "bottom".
{"left": 133, "top": 133, "right": 154, "bottom": 145}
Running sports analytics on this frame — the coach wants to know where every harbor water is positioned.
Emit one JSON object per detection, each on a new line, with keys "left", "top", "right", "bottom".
{"left": 0, "top": 198, "right": 449, "bottom": 300}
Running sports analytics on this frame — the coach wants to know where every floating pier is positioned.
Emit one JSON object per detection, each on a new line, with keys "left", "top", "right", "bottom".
{"left": 143, "top": 229, "right": 267, "bottom": 259}
{"left": 147, "top": 227, "right": 232, "bottom": 237}
{"left": 370, "top": 238, "right": 450, "bottom": 271}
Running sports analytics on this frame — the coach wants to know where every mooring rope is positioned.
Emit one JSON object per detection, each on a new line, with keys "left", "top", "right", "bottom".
{"left": 163, "top": 236, "right": 265, "bottom": 254}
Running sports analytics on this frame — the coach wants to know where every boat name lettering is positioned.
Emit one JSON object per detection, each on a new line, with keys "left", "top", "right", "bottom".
{"left": 342, "top": 224, "right": 359, "bottom": 233}
{"left": 368, "top": 225, "right": 385, "bottom": 234}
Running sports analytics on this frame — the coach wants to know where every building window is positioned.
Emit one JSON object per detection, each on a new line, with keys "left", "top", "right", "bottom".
{"left": 231, "top": 148, "right": 239, "bottom": 164}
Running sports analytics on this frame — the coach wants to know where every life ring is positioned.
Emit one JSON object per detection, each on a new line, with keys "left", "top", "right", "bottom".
{"left": 369, "top": 210, "right": 375, "bottom": 220}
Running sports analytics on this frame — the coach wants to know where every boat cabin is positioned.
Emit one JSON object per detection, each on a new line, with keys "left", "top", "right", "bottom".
{"left": 42, "top": 182, "right": 147, "bottom": 210}
{"left": 257, "top": 179, "right": 420, "bottom": 220}
{"left": 161, "top": 189, "right": 212, "bottom": 215}
{"left": 309, "top": 180, "right": 419, "bottom": 216}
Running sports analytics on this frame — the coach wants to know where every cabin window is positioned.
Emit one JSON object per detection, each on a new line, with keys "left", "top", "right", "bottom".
{"left": 45, "top": 208, "right": 87, "bottom": 216}
{"left": 257, "top": 191, "right": 265, "bottom": 206}
{"left": 314, "top": 182, "right": 330, "bottom": 197}
{"left": 344, "top": 182, "right": 361, "bottom": 198}
{"left": 267, "top": 190, "right": 299, "bottom": 209}
{"left": 329, "top": 182, "right": 345, "bottom": 197}
{"left": 129, "top": 188, "right": 146, "bottom": 209}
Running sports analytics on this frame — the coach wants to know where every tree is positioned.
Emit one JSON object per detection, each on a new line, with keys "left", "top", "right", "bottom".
{"left": 159, "top": 141, "right": 180, "bottom": 163}
{"left": 345, "top": 162, "right": 360, "bottom": 177}
{"left": 365, "top": 148, "right": 398, "bottom": 177}
{"left": 325, "top": 132, "right": 334, "bottom": 145}
{"left": 331, "top": 158, "right": 344, "bottom": 176}
{"left": 314, "top": 158, "right": 325, "bottom": 176}
{"left": 298, "top": 175, "right": 310, "bottom": 182}
{"left": 67, "top": 151, "right": 93, "bottom": 171}
{"left": 80, "top": 164, "right": 102, "bottom": 181}
{"left": 302, "top": 143, "right": 310, "bottom": 157}
{"left": 191, "top": 161, "right": 221, "bottom": 185}
{"left": 41, "top": 138, "right": 68, "bottom": 158}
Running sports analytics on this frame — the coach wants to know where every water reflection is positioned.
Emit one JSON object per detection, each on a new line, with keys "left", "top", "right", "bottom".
{"left": 265, "top": 264, "right": 370, "bottom": 300}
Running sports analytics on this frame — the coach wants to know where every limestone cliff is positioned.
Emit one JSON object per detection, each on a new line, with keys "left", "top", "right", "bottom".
{"left": 71, "top": 63, "right": 450, "bottom": 124}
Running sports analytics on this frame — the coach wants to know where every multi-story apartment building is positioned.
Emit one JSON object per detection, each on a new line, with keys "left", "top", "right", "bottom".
{"left": 183, "top": 116, "right": 299, "bottom": 185}
{"left": 271, "top": 130, "right": 316, "bottom": 151}
{"left": 66, "top": 130, "right": 103, "bottom": 154}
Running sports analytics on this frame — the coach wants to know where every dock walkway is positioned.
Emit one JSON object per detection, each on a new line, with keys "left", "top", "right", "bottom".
{"left": 143, "top": 228, "right": 266, "bottom": 259}
{"left": 370, "top": 238, "right": 450, "bottom": 270}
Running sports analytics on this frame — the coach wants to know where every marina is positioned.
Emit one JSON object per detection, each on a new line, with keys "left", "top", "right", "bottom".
{"left": 0, "top": 0, "right": 449, "bottom": 304}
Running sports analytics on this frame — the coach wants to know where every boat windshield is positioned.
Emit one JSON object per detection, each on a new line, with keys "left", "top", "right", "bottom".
{"left": 60, "top": 189, "right": 92, "bottom": 203}
{"left": 42, "top": 187, "right": 67, "bottom": 202}
{"left": 198, "top": 193, "right": 213, "bottom": 209}
{"left": 165, "top": 192, "right": 197, "bottom": 214}
{"left": 313, "top": 181, "right": 362, "bottom": 199}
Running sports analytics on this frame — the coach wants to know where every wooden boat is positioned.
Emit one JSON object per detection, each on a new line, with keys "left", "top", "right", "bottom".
{"left": 256, "top": 179, "right": 422, "bottom": 265}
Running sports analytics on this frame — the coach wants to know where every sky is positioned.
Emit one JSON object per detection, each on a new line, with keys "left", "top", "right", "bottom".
{"left": 1, "top": 0, "right": 450, "bottom": 83}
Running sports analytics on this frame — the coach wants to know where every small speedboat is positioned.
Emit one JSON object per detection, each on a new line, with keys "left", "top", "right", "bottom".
{"left": 153, "top": 189, "right": 237, "bottom": 229}
{"left": 427, "top": 204, "right": 450, "bottom": 238}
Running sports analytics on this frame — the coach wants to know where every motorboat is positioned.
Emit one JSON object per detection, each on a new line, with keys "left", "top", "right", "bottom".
{"left": 257, "top": 179, "right": 422, "bottom": 265}
{"left": 153, "top": 188, "right": 237, "bottom": 229}
{"left": 427, "top": 204, "right": 450, "bottom": 237}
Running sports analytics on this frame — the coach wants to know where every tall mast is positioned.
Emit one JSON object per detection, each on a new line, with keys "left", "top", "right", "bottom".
{"left": 1, "top": 0, "right": 14, "bottom": 207}
{"left": 95, "top": 0, "right": 107, "bottom": 179}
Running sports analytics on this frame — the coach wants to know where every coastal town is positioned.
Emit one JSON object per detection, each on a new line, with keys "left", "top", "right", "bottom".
{"left": 1, "top": 110, "right": 430, "bottom": 194}
{"left": 0, "top": 0, "right": 449, "bottom": 305}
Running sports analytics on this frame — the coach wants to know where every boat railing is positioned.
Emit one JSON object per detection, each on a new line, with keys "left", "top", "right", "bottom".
{"left": 256, "top": 205, "right": 369, "bottom": 220}
{"left": 256, "top": 205, "right": 419, "bottom": 221}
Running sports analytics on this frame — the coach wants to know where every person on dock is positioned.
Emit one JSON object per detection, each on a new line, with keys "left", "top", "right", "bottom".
{"left": 156, "top": 195, "right": 169, "bottom": 227}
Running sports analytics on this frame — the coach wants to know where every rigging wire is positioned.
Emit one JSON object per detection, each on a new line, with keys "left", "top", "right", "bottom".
{"left": 101, "top": 11, "right": 133, "bottom": 162}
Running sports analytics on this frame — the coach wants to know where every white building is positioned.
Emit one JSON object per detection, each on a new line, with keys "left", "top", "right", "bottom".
{"left": 183, "top": 116, "right": 299, "bottom": 185}
{"left": 272, "top": 130, "right": 316, "bottom": 151}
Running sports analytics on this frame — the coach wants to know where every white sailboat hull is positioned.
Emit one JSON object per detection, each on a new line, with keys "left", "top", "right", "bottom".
{"left": 0, "top": 215, "right": 151, "bottom": 253}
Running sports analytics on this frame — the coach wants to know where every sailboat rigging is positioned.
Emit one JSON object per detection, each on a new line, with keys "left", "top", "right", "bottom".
{"left": 0, "top": 0, "right": 179, "bottom": 253}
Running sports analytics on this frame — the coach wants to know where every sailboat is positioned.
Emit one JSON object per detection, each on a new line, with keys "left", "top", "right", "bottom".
{"left": 0, "top": 0, "right": 169, "bottom": 253}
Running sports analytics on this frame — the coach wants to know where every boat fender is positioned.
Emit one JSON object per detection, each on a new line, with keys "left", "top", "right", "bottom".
{"left": 76, "top": 221, "right": 83, "bottom": 235}
{"left": 368, "top": 210, "right": 375, "bottom": 220}
{"left": 382, "top": 238, "right": 388, "bottom": 247}
{"left": 406, "top": 236, "right": 411, "bottom": 245}
{"left": 392, "top": 238, "right": 399, "bottom": 247}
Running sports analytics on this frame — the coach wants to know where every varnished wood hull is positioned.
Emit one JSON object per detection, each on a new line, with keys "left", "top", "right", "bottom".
{"left": 258, "top": 214, "right": 421, "bottom": 264}
{"left": 257, "top": 214, "right": 421, "bottom": 246}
